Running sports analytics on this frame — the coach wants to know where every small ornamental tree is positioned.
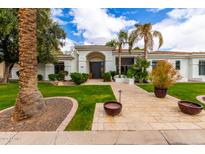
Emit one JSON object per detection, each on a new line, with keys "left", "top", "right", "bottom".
{"left": 150, "top": 60, "right": 181, "bottom": 89}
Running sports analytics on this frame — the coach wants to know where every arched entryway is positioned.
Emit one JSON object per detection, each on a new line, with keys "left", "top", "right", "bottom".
{"left": 87, "top": 52, "right": 105, "bottom": 79}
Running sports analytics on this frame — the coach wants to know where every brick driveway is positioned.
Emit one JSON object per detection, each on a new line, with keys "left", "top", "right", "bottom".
{"left": 91, "top": 81, "right": 205, "bottom": 131}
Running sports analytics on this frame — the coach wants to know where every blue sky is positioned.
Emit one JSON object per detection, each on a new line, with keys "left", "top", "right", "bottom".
{"left": 51, "top": 8, "right": 205, "bottom": 52}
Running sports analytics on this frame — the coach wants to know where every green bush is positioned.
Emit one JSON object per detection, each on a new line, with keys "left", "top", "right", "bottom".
{"left": 128, "top": 57, "right": 150, "bottom": 83}
{"left": 102, "top": 72, "right": 112, "bottom": 82}
{"left": 127, "top": 69, "right": 135, "bottom": 78}
{"left": 48, "top": 74, "right": 57, "bottom": 81}
{"left": 56, "top": 71, "right": 68, "bottom": 81}
{"left": 37, "top": 74, "right": 43, "bottom": 81}
{"left": 82, "top": 73, "right": 89, "bottom": 82}
{"left": 110, "top": 71, "right": 116, "bottom": 80}
{"left": 70, "top": 72, "right": 89, "bottom": 85}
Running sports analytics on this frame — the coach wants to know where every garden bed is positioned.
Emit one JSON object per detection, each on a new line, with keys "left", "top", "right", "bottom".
{"left": 0, "top": 97, "right": 74, "bottom": 131}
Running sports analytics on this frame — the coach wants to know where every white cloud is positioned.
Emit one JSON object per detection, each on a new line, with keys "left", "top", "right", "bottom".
{"left": 146, "top": 8, "right": 165, "bottom": 13}
{"left": 51, "top": 8, "right": 68, "bottom": 25}
{"left": 60, "top": 38, "right": 75, "bottom": 53}
{"left": 154, "top": 8, "right": 205, "bottom": 51}
{"left": 69, "top": 8, "right": 136, "bottom": 44}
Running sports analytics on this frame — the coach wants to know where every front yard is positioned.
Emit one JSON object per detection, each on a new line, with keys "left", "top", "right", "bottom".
{"left": 137, "top": 82, "right": 205, "bottom": 109}
{"left": 0, "top": 82, "right": 115, "bottom": 130}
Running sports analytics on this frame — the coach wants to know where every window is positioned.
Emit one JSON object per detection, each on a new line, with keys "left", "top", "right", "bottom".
{"left": 152, "top": 60, "right": 158, "bottom": 69}
{"left": 199, "top": 60, "right": 205, "bottom": 75}
{"left": 54, "top": 62, "right": 64, "bottom": 74}
{"left": 116, "top": 57, "right": 134, "bottom": 74}
{"left": 175, "top": 60, "right": 180, "bottom": 70}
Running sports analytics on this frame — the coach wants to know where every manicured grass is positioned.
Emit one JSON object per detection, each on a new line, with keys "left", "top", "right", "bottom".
{"left": 0, "top": 82, "right": 116, "bottom": 130}
{"left": 137, "top": 83, "right": 205, "bottom": 109}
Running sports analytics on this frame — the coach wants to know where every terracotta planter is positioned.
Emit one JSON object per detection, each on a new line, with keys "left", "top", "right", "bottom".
{"left": 154, "top": 87, "right": 167, "bottom": 98}
{"left": 178, "top": 100, "right": 203, "bottom": 115}
{"left": 104, "top": 101, "right": 122, "bottom": 116}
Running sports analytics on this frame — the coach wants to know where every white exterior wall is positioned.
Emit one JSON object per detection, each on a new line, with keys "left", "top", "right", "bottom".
{"left": 38, "top": 63, "right": 45, "bottom": 80}
{"left": 7, "top": 48, "right": 205, "bottom": 82}
{"left": 11, "top": 64, "right": 19, "bottom": 79}
{"left": 0, "top": 62, "right": 4, "bottom": 79}
{"left": 44, "top": 64, "right": 54, "bottom": 80}
{"left": 148, "top": 58, "right": 189, "bottom": 82}
{"left": 77, "top": 50, "right": 114, "bottom": 73}
{"left": 189, "top": 58, "right": 205, "bottom": 81}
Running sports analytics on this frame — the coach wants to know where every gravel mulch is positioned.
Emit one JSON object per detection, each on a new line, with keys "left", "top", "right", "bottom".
{"left": 0, "top": 98, "right": 73, "bottom": 131}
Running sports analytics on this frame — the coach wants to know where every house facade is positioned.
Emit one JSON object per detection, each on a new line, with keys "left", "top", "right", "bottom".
{"left": 8, "top": 45, "right": 205, "bottom": 82}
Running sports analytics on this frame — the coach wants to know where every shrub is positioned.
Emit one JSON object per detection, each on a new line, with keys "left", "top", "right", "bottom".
{"left": 48, "top": 74, "right": 57, "bottom": 81}
{"left": 56, "top": 71, "right": 68, "bottom": 81}
{"left": 126, "top": 69, "right": 135, "bottom": 78}
{"left": 102, "top": 72, "right": 112, "bottom": 82}
{"left": 70, "top": 72, "right": 89, "bottom": 85}
{"left": 150, "top": 60, "right": 181, "bottom": 89}
{"left": 110, "top": 71, "right": 116, "bottom": 80}
{"left": 37, "top": 74, "right": 43, "bottom": 81}
{"left": 82, "top": 73, "right": 89, "bottom": 82}
{"left": 128, "top": 57, "right": 150, "bottom": 83}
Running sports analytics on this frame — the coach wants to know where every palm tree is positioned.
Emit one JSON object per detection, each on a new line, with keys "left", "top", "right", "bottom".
{"left": 12, "top": 9, "right": 46, "bottom": 121}
{"left": 129, "top": 23, "right": 163, "bottom": 59}
{"left": 106, "top": 30, "right": 128, "bottom": 78}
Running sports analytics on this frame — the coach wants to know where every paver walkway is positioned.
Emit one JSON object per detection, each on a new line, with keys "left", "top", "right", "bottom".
{"left": 2, "top": 130, "right": 205, "bottom": 145}
{"left": 89, "top": 81, "right": 205, "bottom": 131}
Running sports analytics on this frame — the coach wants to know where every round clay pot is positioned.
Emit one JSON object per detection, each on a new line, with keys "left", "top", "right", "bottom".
{"left": 154, "top": 87, "right": 167, "bottom": 98}
{"left": 178, "top": 100, "right": 203, "bottom": 115}
{"left": 104, "top": 101, "right": 122, "bottom": 116}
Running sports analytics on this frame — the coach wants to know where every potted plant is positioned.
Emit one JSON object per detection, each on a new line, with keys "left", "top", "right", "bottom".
{"left": 150, "top": 60, "right": 181, "bottom": 98}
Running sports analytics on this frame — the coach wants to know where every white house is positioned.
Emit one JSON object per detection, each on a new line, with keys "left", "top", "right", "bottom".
{"left": 8, "top": 45, "right": 205, "bottom": 82}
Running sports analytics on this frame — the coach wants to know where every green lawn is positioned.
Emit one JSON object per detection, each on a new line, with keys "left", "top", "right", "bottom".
{"left": 0, "top": 82, "right": 116, "bottom": 130}
{"left": 137, "top": 83, "right": 205, "bottom": 109}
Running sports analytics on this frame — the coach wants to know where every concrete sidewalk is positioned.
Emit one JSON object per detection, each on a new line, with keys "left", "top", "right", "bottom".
{"left": 1, "top": 130, "right": 205, "bottom": 145}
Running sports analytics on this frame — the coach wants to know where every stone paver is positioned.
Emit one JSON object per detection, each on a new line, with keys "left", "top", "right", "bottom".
{"left": 89, "top": 81, "right": 205, "bottom": 131}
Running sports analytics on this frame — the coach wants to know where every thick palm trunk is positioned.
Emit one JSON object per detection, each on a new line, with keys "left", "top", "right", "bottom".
{"left": 118, "top": 46, "right": 122, "bottom": 78}
{"left": 12, "top": 9, "right": 46, "bottom": 121}
{"left": 2, "top": 62, "right": 14, "bottom": 83}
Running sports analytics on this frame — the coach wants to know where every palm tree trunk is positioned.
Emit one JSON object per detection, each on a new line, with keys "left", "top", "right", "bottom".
{"left": 118, "top": 45, "right": 122, "bottom": 78}
{"left": 144, "top": 37, "right": 148, "bottom": 59}
{"left": 12, "top": 9, "right": 46, "bottom": 121}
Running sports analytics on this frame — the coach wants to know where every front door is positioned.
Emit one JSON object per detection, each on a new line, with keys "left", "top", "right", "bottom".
{"left": 90, "top": 62, "right": 103, "bottom": 79}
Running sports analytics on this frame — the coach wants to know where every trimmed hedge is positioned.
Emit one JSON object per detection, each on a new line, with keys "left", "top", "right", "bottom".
{"left": 48, "top": 74, "right": 57, "bottom": 81}
{"left": 37, "top": 74, "right": 43, "bottom": 81}
{"left": 48, "top": 71, "right": 68, "bottom": 81}
{"left": 70, "top": 72, "right": 89, "bottom": 85}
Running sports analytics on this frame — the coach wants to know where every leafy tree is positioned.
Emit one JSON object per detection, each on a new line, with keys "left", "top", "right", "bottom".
{"left": 129, "top": 23, "right": 163, "bottom": 59}
{"left": 128, "top": 57, "right": 150, "bottom": 83}
{"left": 0, "top": 8, "right": 66, "bottom": 83}
{"left": 0, "top": 9, "right": 18, "bottom": 83}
